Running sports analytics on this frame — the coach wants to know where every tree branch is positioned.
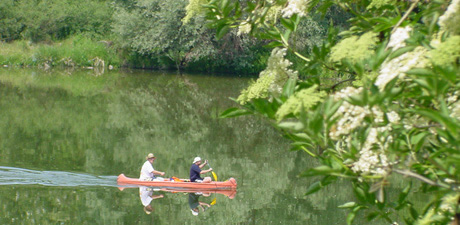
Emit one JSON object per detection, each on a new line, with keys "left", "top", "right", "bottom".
{"left": 393, "top": 169, "right": 450, "bottom": 189}
{"left": 329, "top": 78, "right": 355, "bottom": 91}
{"left": 391, "top": 0, "right": 420, "bottom": 34}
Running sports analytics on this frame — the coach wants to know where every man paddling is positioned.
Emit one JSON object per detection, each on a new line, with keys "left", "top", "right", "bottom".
{"left": 140, "top": 153, "right": 165, "bottom": 181}
{"left": 190, "top": 157, "right": 212, "bottom": 183}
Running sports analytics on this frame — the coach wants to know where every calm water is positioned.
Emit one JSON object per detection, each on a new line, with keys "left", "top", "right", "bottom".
{"left": 0, "top": 68, "right": 355, "bottom": 224}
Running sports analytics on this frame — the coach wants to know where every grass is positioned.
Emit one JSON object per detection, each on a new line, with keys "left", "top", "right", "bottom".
{"left": 0, "top": 35, "right": 120, "bottom": 68}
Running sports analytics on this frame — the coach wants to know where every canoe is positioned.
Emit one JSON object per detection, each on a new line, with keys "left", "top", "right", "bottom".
{"left": 117, "top": 174, "right": 237, "bottom": 190}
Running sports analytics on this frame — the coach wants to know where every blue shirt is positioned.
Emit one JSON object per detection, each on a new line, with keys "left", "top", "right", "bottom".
{"left": 190, "top": 164, "right": 201, "bottom": 182}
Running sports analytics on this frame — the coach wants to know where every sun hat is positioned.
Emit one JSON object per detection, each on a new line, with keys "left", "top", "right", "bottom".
{"left": 146, "top": 153, "right": 156, "bottom": 160}
{"left": 193, "top": 157, "right": 202, "bottom": 163}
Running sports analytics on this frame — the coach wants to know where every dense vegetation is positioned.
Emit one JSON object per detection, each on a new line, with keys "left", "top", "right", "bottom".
{"left": 189, "top": 0, "right": 460, "bottom": 224}
{"left": 0, "top": 0, "right": 337, "bottom": 74}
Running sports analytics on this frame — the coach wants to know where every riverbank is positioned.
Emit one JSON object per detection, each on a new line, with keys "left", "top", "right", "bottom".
{"left": 0, "top": 36, "right": 267, "bottom": 76}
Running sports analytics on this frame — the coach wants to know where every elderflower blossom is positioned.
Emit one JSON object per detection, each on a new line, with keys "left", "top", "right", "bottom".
{"left": 275, "top": 85, "right": 326, "bottom": 121}
{"left": 387, "top": 111, "right": 400, "bottom": 124}
{"left": 237, "top": 21, "right": 252, "bottom": 36}
{"left": 438, "top": 0, "right": 460, "bottom": 35}
{"left": 329, "top": 87, "right": 367, "bottom": 140}
{"left": 375, "top": 47, "right": 428, "bottom": 90}
{"left": 367, "top": 0, "right": 396, "bottom": 9}
{"left": 449, "top": 99, "right": 460, "bottom": 119}
{"left": 429, "top": 36, "right": 460, "bottom": 66}
{"left": 439, "top": 193, "right": 460, "bottom": 214}
{"left": 387, "top": 26, "right": 412, "bottom": 50}
{"left": 282, "top": 0, "right": 309, "bottom": 18}
{"left": 237, "top": 48, "right": 298, "bottom": 104}
{"left": 330, "top": 32, "right": 378, "bottom": 63}
{"left": 352, "top": 128, "right": 391, "bottom": 176}
{"left": 182, "top": 0, "right": 207, "bottom": 24}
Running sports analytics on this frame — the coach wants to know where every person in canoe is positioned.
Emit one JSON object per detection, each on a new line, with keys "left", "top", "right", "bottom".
{"left": 190, "top": 157, "right": 213, "bottom": 183}
{"left": 140, "top": 153, "right": 166, "bottom": 181}
{"left": 139, "top": 186, "right": 164, "bottom": 214}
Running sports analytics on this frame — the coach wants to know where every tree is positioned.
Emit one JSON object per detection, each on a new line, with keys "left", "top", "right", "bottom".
{"left": 112, "top": 0, "right": 216, "bottom": 71}
{"left": 190, "top": 0, "right": 460, "bottom": 224}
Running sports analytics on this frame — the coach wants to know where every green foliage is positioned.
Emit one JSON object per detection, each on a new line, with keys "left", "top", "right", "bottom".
{"left": 204, "top": 0, "right": 460, "bottom": 224}
{"left": 330, "top": 32, "right": 379, "bottom": 63}
{"left": 0, "top": 0, "right": 113, "bottom": 42}
{"left": 0, "top": 36, "right": 119, "bottom": 68}
{"left": 429, "top": 36, "right": 460, "bottom": 66}
{"left": 275, "top": 85, "right": 327, "bottom": 121}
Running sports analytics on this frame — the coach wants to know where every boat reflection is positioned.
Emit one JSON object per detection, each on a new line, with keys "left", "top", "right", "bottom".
{"left": 118, "top": 185, "right": 236, "bottom": 215}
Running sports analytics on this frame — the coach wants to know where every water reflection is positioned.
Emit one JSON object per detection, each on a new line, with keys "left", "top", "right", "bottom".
{"left": 139, "top": 186, "right": 164, "bottom": 214}
{"left": 189, "top": 193, "right": 212, "bottom": 216}
{"left": 0, "top": 68, "right": 358, "bottom": 224}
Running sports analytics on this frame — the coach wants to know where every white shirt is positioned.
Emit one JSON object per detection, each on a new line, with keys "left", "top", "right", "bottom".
{"left": 139, "top": 186, "right": 153, "bottom": 206}
{"left": 139, "top": 161, "right": 155, "bottom": 181}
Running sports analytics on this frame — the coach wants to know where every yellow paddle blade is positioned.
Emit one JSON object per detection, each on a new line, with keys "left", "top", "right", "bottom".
{"left": 210, "top": 197, "right": 217, "bottom": 205}
{"left": 212, "top": 171, "right": 217, "bottom": 181}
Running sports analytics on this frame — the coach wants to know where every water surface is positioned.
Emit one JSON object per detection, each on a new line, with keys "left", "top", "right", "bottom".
{"left": 0, "top": 68, "right": 354, "bottom": 224}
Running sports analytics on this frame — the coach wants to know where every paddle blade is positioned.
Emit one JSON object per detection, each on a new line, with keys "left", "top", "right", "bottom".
{"left": 212, "top": 171, "right": 217, "bottom": 181}
{"left": 210, "top": 197, "right": 217, "bottom": 205}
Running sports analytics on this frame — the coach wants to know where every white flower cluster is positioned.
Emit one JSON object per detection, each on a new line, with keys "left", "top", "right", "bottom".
{"left": 438, "top": 0, "right": 460, "bottom": 35}
{"left": 374, "top": 26, "right": 417, "bottom": 90}
{"left": 330, "top": 87, "right": 364, "bottom": 140}
{"left": 387, "top": 26, "right": 412, "bottom": 49}
{"left": 330, "top": 87, "right": 403, "bottom": 176}
{"left": 264, "top": 48, "right": 298, "bottom": 94}
{"left": 375, "top": 47, "right": 427, "bottom": 90}
{"left": 237, "top": 21, "right": 251, "bottom": 36}
{"left": 282, "top": 0, "right": 309, "bottom": 18}
{"left": 387, "top": 111, "right": 400, "bottom": 123}
{"left": 447, "top": 91, "right": 460, "bottom": 119}
{"left": 352, "top": 126, "right": 394, "bottom": 176}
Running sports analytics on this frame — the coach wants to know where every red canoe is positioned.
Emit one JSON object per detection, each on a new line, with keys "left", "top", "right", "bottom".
{"left": 117, "top": 174, "right": 237, "bottom": 190}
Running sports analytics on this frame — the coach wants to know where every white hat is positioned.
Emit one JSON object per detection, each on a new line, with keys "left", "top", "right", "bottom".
{"left": 193, "top": 157, "right": 202, "bottom": 163}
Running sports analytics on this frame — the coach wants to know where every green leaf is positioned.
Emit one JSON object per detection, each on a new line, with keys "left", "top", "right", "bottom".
{"left": 301, "top": 165, "right": 334, "bottom": 177}
{"left": 281, "top": 17, "right": 295, "bottom": 31}
{"left": 347, "top": 211, "right": 356, "bottom": 225}
{"left": 416, "top": 109, "right": 459, "bottom": 136}
{"left": 282, "top": 78, "right": 296, "bottom": 98}
{"left": 338, "top": 202, "right": 357, "bottom": 208}
{"left": 278, "top": 121, "right": 304, "bottom": 131}
{"left": 388, "top": 46, "right": 416, "bottom": 60}
{"left": 219, "top": 108, "right": 252, "bottom": 118}
{"left": 264, "top": 41, "right": 283, "bottom": 48}
{"left": 397, "top": 183, "right": 412, "bottom": 204}
{"left": 216, "top": 24, "right": 230, "bottom": 40}
{"left": 405, "top": 68, "right": 435, "bottom": 77}
{"left": 366, "top": 212, "right": 380, "bottom": 221}
{"left": 305, "top": 181, "right": 322, "bottom": 195}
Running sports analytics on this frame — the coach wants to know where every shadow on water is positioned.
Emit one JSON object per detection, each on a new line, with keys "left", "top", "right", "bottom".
{"left": 0, "top": 166, "right": 118, "bottom": 187}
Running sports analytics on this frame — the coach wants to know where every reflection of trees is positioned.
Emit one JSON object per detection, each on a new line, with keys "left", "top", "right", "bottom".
{"left": 0, "top": 69, "right": 427, "bottom": 224}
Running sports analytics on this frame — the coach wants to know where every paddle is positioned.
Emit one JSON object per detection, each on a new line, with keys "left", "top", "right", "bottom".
{"left": 206, "top": 160, "right": 218, "bottom": 181}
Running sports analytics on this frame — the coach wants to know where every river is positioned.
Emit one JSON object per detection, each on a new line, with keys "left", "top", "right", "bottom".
{"left": 0, "top": 68, "right": 358, "bottom": 224}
